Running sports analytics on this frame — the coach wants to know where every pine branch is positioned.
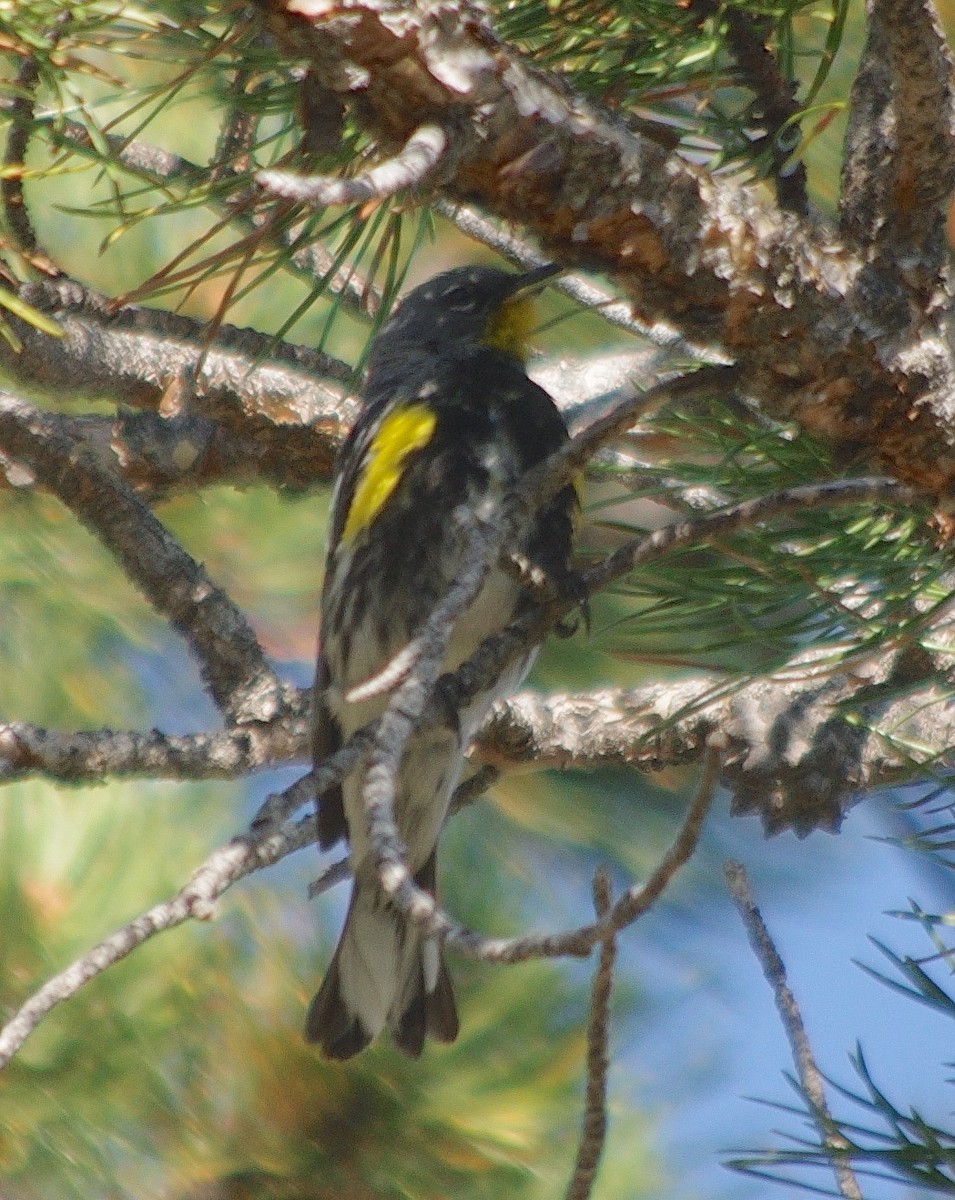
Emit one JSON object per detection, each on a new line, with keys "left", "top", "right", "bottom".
{"left": 259, "top": 123, "right": 448, "bottom": 205}
{"left": 725, "top": 862, "right": 864, "bottom": 1200}
{"left": 0, "top": 394, "right": 288, "bottom": 723}
{"left": 565, "top": 869, "right": 616, "bottom": 1200}
{"left": 0, "top": 815, "right": 316, "bottom": 1070}
{"left": 841, "top": 0, "right": 955, "bottom": 285}
{"left": 0, "top": 280, "right": 352, "bottom": 488}
{"left": 0, "top": 707, "right": 309, "bottom": 783}
{"left": 255, "top": 0, "right": 955, "bottom": 506}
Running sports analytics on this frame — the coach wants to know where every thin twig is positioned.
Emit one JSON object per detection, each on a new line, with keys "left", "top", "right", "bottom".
{"left": 258, "top": 124, "right": 448, "bottom": 206}
{"left": 364, "top": 517, "right": 498, "bottom": 905}
{"left": 565, "top": 868, "right": 616, "bottom": 1200}
{"left": 377, "top": 740, "right": 720, "bottom": 964}
{"left": 724, "top": 861, "right": 863, "bottom": 1200}
{"left": 250, "top": 724, "right": 376, "bottom": 833}
{"left": 2, "top": 38, "right": 67, "bottom": 271}
{"left": 584, "top": 477, "right": 917, "bottom": 595}
{"left": 0, "top": 718, "right": 711, "bottom": 1071}
{"left": 0, "top": 816, "right": 315, "bottom": 1070}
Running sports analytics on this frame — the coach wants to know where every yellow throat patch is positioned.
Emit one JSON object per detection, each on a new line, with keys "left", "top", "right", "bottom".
{"left": 483, "top": 295, "right": 536, "bottom": 361}
{"left": 341, "top": 403, "right": 438, "bottom": 544}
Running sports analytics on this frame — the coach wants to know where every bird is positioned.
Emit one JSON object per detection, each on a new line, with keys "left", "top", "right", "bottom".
{"left": 306, "top": 263, "right": 576, "bottom": 1058}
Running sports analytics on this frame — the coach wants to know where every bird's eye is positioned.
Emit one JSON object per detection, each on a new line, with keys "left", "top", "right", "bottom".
{"left": 444, "top": 285, "right": 475, "bottom": 311}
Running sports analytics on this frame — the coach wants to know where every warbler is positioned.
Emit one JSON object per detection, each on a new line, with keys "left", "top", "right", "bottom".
{"left": 307, "top": 263, "right": 576, "bottom": 1059}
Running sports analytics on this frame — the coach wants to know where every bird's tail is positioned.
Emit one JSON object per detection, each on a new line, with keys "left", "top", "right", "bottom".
{"left": 305, "top": 854, "right": 459, "bottom": 1059}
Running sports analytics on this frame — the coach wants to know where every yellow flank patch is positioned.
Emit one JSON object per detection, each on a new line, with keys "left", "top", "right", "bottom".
{"left": 484, "top": 295, "right": 536, "bottom": 361}
{"left": 341, "top": 403, "right": 438, "bottom": 544}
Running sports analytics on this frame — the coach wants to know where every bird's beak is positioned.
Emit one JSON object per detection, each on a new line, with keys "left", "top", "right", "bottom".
{"left": 485, "top": 263, "right": 563, "bottom": 360}
{"left": 509, "top": 262, "right": 563, "bottom": 295}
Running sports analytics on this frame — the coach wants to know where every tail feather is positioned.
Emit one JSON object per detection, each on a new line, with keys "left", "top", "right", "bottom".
{"left": 427, "top": 956, "right": 459, "bottom": 1042}
{"left": 306, "top": 857, "right": 458, "bottom": 1059}
{"left": 392, "top": 952, "right": 459, "bottom": 1058}
{"left": 305, "top": 952, "right": 372, "bottom": 1059}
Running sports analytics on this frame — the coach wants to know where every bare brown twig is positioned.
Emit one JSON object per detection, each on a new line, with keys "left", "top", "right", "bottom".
{"left": 0, "top": 816, "right": 316, "bottom": 1070}
{"left": 724, "top": 861, "right": 863, "bottom": 1200}
{"left": 0, "top": 727, "right": 716, "bottom": 1073}
{"left": 565, "top": 868, "right": 616, "bottom": 1200}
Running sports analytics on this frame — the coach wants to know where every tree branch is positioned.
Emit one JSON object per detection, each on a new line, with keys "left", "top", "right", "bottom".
{"left": 6, "top": 634, "right": 953, "bottom": 841}
{"left": 480, "top": 637, "right": 955, "bottom": 837}
{"left": 0, "top": 816, "right": 316, "bottom": 1070}
{"left": 0, "top": 707, "right": 309, "bottom": 784}
{"left": 0, "top": 394, "right": 287, "bottom": 723}
{"left": 565, "top": 869, "right": 616, "bottom": 1200}
{"left": 255, "top": 0, "right": 955, "bottom": 504}
{"left": 0, "top": 404, "right": 331, "bottom": 497}
{"left": 1, "top": 280, "right": 352, "bottom": 489}
{"left": 883, "top": 1, "right": 955, "bottom": 265}
{"left": 840, "top": 0, "right": 955, "bottom": 305}
{"left": 259, "top": 123, "right": 448, "bottom": 205}
{"left": 725, "top": 862, "right": 863, "bottom": 1200}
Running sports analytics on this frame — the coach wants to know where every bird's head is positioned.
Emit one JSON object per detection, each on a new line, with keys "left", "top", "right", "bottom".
{"left": 369, "top": 263, "right": 561, "bottom": 369}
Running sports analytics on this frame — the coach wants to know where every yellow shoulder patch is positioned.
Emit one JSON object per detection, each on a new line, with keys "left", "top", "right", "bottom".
{"left": 341, "top": 403, "right": 438, "bottom": 544}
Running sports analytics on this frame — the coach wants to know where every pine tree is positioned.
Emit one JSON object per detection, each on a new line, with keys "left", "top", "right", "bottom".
{"left": 1, "top": 2, "right": 954, "bottom": 1196}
